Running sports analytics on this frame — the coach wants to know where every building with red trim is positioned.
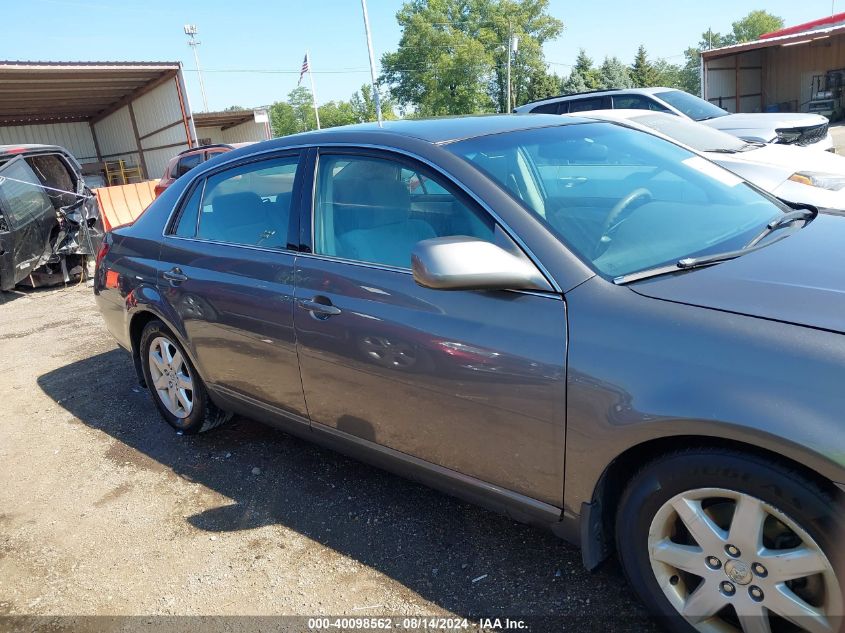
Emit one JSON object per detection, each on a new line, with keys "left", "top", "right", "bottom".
{"left": 701, "top": 13, "right": 845, "bottom": 117}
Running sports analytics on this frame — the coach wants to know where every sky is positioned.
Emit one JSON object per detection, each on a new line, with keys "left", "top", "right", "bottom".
{"left": 3, "top": 0, "right": 841, "bottom": 112}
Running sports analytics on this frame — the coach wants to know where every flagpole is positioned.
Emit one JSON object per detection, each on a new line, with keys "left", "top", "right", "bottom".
{"left": 306, "top": 50, "right": 321, "bottom": 130}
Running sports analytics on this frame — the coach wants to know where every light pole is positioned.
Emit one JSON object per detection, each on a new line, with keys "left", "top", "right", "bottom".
{"left": 506, "top": 32, "right": 519, "bottom": 112}
{"left": 184, "top": 24, "right": 209, "bottom": 112}
{"left": 360, "top": 0, "right": 383, "bottom": 126}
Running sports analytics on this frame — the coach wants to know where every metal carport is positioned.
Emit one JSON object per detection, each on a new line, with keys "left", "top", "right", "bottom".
{"left": 194, "top": 109, "right": 271, "bottom": 145}
{"left": 0, "top": 61, "right": 198, "bottom": 181}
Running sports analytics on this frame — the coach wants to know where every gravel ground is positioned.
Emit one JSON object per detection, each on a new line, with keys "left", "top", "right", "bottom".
{"left": 0, "top": 285, "right": 657, "bottom": 632}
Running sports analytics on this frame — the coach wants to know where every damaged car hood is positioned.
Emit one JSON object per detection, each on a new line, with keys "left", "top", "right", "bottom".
{"left": 630, "top": 213, "right": 845, "bottom": 334}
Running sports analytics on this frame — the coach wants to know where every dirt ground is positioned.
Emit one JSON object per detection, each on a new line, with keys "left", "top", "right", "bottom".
{"left": 0, "top": 285, "right": 656, "bottom": 632}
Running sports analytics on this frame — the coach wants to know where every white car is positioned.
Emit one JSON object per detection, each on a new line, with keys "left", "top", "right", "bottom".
{"left": 515, "top": 87, "right": 835, "bottom": 152}
{"left": 580, "top": 109, "right": 845, "bottom": 211}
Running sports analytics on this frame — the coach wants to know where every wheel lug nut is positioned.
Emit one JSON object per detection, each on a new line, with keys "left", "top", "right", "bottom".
{"left": 725, "top": 544, "right": 741, "bottom": 558}
{"left": 749, "top": 586, "right": 764, "bottom": 602}
{"left": 706, "top": 556, "right": 722, "bottom": 570}
{"left": 752, "top": 562, "right": 767, "bottom": 577}
{"left": 720, "top": 581, "right": 736, "bottom": 596}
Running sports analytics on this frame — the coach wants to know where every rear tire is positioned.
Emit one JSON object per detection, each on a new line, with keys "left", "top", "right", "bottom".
{"left": 615, "top": 449, "right": 844, "bottom": 633}
{"left": 139, "top": 319, "right": 231, "bottom": 434}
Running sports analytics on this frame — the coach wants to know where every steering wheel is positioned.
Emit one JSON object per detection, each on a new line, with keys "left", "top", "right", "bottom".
{"left": 600, "top": 188, "right": 653, "bottom": 237}
{"left": 592, "top": 188, "right": 653, "bottom": 259}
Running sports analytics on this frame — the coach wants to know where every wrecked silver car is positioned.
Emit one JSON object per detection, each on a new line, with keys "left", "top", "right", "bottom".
{"left": 0, "top": 145, "right": 103, "bottom": 291}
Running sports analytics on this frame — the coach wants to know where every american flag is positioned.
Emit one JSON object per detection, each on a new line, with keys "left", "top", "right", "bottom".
{"left": 298, "top": 53, "right": 310, "bottom": 86}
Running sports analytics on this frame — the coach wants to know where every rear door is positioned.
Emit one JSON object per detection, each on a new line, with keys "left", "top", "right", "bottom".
{"left": 0, "top": 156, "right": 57, "bottom": 290}
{"left": 157, "top": 151, "right": 308, "bottom": 418}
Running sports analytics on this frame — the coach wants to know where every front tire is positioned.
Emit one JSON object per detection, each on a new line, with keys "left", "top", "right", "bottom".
{"left": 616, "top": 449, "right": 844, "bottom": 633}
{"left": 139, "top": 319, "right": 231, "bottom": 434}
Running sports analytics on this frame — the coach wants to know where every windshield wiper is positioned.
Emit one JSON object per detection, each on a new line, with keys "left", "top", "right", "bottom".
{"left": 614, "top": 209, "right": 815, "bottom": 285}
{"left": 744, "top": 208, "right": 815, "bottom": 248}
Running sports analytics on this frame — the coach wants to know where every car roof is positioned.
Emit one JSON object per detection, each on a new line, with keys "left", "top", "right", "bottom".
{"left": 0, "top": 143, "right": 68, "bottom": 155}
{"left": 574, "top": 109, "right": 676, "bottom": 122}
{"left": 257, "top": 114, "right": 595, "bottom": 148}
{"left": 516, "top": 87, "right": 678, "bottom": 111}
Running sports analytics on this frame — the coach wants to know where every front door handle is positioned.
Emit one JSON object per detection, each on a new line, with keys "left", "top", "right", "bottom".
{"left": 298, "top": 297, "right": 342, "bottom": 317}
{"left": 162, "top": 268, "right": 188, "bottom": 283}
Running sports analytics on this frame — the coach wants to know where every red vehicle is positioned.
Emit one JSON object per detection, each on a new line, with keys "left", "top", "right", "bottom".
{"left": 154, "top": 144, "right": 248, "bottom": 197}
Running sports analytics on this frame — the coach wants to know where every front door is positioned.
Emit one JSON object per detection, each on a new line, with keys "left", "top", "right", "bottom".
{"left": 157, "top": 152, "right": 308, "bottom": 418}
{"left": 0, "top": 156, "right": 57, "bottom": 290}
{"left": 293, "top": 151, "right": 568, "bottom": 506}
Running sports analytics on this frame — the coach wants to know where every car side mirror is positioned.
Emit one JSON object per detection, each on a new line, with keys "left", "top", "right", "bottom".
{"left": 411, "top": 236, "right": 553, "bottom": 292}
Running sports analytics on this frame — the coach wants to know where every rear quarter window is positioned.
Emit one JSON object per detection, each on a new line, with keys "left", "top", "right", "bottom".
{"left": 530, "top": 102, "right": 561, "bottom": 114}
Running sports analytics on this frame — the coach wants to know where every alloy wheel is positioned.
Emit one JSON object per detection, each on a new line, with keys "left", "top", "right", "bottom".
{"left": 648, "top": 487, "right": 842, "bottom": 633}
{"left": 148, "top": 335, "right": 194, "bottom": 419}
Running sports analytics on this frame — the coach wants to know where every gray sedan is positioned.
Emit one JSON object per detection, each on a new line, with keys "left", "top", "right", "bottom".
{"left": 95, "top": 115, "right": 845, "bottom": 633}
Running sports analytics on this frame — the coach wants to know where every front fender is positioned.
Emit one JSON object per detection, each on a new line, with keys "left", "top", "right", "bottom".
{"left": 564, "top": 277, "right": 845, "bottom": 519}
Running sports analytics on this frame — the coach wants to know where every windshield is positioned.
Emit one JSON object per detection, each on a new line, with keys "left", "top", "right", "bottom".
{"left": 447, "top": 122, "right": 784, "bottom": 279}
{"left": 627, "top": 113, "right": 747, "bottom": 152}
{"left": 655, "top": 90, "right": 728, "bottom": 121}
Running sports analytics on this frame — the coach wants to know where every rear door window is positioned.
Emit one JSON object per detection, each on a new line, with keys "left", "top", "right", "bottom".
{"left": 192, "top": 155, "right": 301, "bottom": 249}
{"left": 612, "top": 95, "right": 670, "bottom": 111}
{"left": 530, "top": 102, "right": 561, "bottom": 114}
{"left": 175, "top": 153, "right": 202, "bottom": 178}
{"left": 568, "top": 97, "right": 608, "bottom": 113}
{"left": 24, "top": 154, "right": 78, "bottom": 209}
{"left": 0, "top": 156, "right": 55, "bottom": 228}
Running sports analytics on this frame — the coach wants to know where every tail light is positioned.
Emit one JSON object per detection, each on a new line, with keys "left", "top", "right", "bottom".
{"left": 95, "top": 236, "right": 111, "bottom": 270}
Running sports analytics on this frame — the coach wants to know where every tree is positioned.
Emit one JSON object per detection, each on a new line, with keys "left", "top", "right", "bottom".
{"left": 349, "top": 84, "right": 398, "bottom": 122}
{"left": 381, "top": 0, "right": 563, "bottom": 115}
{"left": 524, "top": 69, "right": 561, "bottom": 104}
{"left": 572, "top": 48, "right": 600, "bottom": 89}
{"left": 680, "top": 11, "right": 784, "bottom": 97}
{"left": 560, "top": 69, "right": 590, "bottom": 95}
{"left": 730, "top": 10, "right": 783, "bottom": 43}
{"left": 269, "top": 84, "right": 398, "bottom": 138}
{"left": 679, "top": 47, "right": 703, "bottom": 96}
{"left": 652, "top": 58, "right": 683, "bottom": 89}
{"left": 597, "top": 56, "right": 632, "bottom": 90}
{"left": 630, "top": 45, "right": 658, "bottom": 88}
{"left": 317, "top": 100, "right": 358, "bottom": 129}
{"left": 269, "top": 87, "right": 317, "bottom": 136}
{"left": 223, "top": 105, "right": 247, "bottom": 111}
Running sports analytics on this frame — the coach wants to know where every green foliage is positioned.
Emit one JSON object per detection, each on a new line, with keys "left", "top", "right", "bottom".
{"left": 561, "top": 49, "right": 599, "bottom": 94}
{"left": 730, "top": 10, "right": 783, "bottom": 43}
{"left": 381, "top": 0, "right": 563, "bottom": 115}
{"left": 349, "top": 84, "right": 398, "bottom": 122}
{"left": 269, "top": 84, "right": 397, "bottom": 138}
{"left": 524, "top": 69, "right": 562, "bottom": 104}
{"left": 630, "top": 45, "right": 659, "bottom": 88}
{"left": 679, "top": 10, "right": 784, "bottom": 96}
{"left": 223, "top": 105, "right": 247, "bottom": 111}
{"left": 597, "top": 56, "right": 632, "bottom": 90}
{"left": 652, "top": 58, "right": 684, "bottom": 90}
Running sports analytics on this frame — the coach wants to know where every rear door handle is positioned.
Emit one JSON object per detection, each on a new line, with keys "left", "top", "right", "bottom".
{"left": 298, "top": 297, "right": 342, "bottom": 317}
{"left": 162, "top": 268, "right": 188, "bottom": 283}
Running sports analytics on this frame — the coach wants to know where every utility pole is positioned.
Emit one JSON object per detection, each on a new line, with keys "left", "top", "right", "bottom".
{"left": 506, "top": 26, "right": 512, "bottom": 113}
{"left": 184, "top": 25, "right": 209, "bottom": 112}
{"left": 505, "top": 28, "right": 519, "bottom": 112}
{"left": 360, "top": 0, "right": 383, "bottom": 126}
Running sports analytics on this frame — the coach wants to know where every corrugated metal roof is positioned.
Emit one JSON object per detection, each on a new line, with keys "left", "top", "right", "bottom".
{"left": 702, "top": 22, "right": 845, "bottom": 59}
{"left": 0, "top": 61, "right": 182, "bottom": 126}
{"left": 194, "top": 110, "right": 256, "bottom": 130}
{"left": 759, "top": 12, "right": 845, "bottom": 39}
